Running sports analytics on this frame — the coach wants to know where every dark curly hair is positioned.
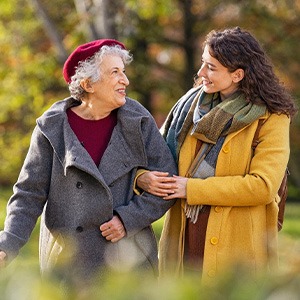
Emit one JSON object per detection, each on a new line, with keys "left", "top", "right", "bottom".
{"left": 196, "top": 27, "right": 297, "bottom": 118}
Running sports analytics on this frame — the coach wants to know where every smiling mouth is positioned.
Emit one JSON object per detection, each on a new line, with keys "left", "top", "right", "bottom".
{"left": 117, "top": 88, "right": 126, "bottom": 96}
{"left": 202, "top": 79, "right": 212, "bottom": 85}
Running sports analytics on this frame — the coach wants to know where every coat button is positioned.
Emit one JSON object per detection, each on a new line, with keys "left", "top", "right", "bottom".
{"left": 76, "top": 226, "right": 83, "bottom": 232}
{"left": 210, "top": 237, "right": 219, "bottom": 245}
{"left": 214, "top": 206, "right": 223, "bottom": 213}
{"left": 222, "top": 146, "right": 229, "bottom": 153}
{"left": 76, "top": 182, "right": 83, "bottom": 189}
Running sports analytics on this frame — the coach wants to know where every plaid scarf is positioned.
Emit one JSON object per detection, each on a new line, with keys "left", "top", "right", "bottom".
{"left": 162, "top": 86, "right": 266, "bottom": 223}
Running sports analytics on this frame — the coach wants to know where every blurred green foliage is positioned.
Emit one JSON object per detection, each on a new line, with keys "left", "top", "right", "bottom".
{"left": 2, "top": 262, "right": 300, "bottom": 300}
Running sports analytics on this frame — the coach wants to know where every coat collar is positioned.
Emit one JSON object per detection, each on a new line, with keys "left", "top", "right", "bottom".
{"left": 36, "top": 97, "right": 148, "bottom": 184}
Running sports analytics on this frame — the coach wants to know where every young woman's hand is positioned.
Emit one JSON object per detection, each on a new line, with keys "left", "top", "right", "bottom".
{"left": 137, "top": 171, "right": 177, "bottom": 197}
{"left": 163, "top": 175, "right": 188, "bottom": 200}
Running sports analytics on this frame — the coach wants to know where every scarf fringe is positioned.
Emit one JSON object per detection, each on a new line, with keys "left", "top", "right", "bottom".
{"left": 184, "top": 203, "right": 203, "bottom": 224}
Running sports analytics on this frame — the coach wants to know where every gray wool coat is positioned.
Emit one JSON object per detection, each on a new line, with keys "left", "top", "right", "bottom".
{"left": 0, "top": 97, "right": 177, "bottom": 280}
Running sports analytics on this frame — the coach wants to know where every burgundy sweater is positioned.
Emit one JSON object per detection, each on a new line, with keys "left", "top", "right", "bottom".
{"left": 67, "top": 108, "right": 117, "bottom": 166}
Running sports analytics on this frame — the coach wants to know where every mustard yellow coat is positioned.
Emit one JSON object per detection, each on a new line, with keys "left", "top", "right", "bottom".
{"left": 159, "top": 112, "right": 290, "bottom": 284}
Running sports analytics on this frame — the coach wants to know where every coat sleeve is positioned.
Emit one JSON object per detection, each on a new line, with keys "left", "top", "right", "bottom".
{"left": 0, "top": 126, "right": 52, "bottom": 261}
{"left": 114, "top": 114, "right": 178, "bottom": 238}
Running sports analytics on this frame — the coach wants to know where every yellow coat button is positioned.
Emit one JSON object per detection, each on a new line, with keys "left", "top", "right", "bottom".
{"left": 214, "top": 206, "right": 223, "bottom": 213}
{"left": 222, "top": 146, "right": 229, "bottom": 153}
{"left": 208, "top": 270, "right": 216, "bottom": 277}
{"left": 210, "top": 237, "right": 218, "bottom": 245}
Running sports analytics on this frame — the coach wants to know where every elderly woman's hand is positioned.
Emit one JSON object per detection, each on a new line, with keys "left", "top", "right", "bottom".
{"left": 100, "top": 216, "right": 126, "bottom": 243}
{"left": 137, "top": 171, "right": 177, "bottom": 197}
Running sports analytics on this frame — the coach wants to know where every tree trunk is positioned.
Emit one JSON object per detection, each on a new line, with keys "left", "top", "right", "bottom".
{"left": 180, "top": 0, "right": 197, "bottom": 91}
{"left": 30, "top": 0, "right": 68, "bottom": 63}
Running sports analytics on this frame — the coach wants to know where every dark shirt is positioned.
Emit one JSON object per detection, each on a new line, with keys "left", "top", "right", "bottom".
{"left": 67, "top": 108, "right": 117, "bottom": 165}
{"left": 184, "top": 206, "right": 210, "bottom": 272}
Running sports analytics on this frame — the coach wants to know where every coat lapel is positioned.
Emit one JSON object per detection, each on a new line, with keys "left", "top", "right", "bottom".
{"left": 37, "top": 97, "right": 148, "bottom": 187}
{"left": 98, "top": 106, "right": 147, "bottom": 186}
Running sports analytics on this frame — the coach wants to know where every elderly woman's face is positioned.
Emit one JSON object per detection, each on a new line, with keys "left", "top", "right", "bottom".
{"left": 91, "top": 55, "right": 129, "bottom": 109}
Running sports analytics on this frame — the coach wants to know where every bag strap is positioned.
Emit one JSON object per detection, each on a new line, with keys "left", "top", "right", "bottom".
{"left": 251, "top": 118, "right": 289, "bottom": 231}
{"left": 277, "top": 169, "right": 289, "bottom": 231}
{"left": 252, "top": 119, "right": 264, "bottom": 150}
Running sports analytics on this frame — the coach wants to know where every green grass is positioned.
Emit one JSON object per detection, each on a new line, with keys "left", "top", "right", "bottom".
{"left": 0, "top": 187, "right": 11, "bottom": 222}
{"left": 281, "top": 202, "right": 300, "bottom": 237}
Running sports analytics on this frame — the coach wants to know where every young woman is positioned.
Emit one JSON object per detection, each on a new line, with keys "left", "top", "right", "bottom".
{"left": 136, "top": 27, "right": 297, "bottom": 283}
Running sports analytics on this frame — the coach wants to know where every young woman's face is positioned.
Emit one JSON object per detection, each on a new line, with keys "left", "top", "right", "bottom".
{"left": 197, "top": 45, "right": 243, "bottom": 100}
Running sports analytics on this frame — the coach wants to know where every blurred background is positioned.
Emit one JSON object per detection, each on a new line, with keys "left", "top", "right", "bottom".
{"left": 0, "top": 0, "right": 299, "bottom": 198}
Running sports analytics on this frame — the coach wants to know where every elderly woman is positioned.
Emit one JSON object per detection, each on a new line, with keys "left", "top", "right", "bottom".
{"left": 0, "top": 39, "right": 176, "bottom": 283}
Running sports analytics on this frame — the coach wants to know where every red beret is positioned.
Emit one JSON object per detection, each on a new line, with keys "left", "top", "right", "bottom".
{"left": 63, "top": 39, "right": 126, "bottom": 83}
